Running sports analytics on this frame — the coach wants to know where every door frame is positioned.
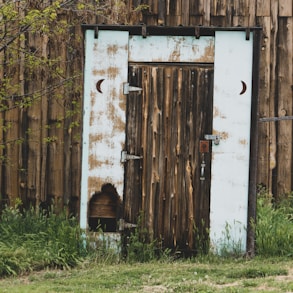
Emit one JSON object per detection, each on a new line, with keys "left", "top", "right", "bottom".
{"left": 80, "top": 25, "right": 261, "bottom": 254}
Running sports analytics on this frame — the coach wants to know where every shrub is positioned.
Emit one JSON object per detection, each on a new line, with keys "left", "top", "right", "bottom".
{"left": 0, "top": 205, "right": 83, "bottom": 276}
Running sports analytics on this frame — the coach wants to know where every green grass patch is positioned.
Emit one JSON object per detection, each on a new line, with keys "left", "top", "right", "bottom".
{"left": 0, "top": 257, "right": 292, "bottom": 292}
{"left": 254, "top": 188, "right": 293, "bottom": 257}
{"left": 0, "top": 206, "right": 84, "bottom": 276}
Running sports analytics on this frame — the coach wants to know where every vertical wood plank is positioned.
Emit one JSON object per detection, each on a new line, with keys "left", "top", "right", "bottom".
{"left": 124, "top": 65, "right": 143, "bottom": 223}
{"left": 68, "top": 24, "right": 83, "bottom": 214}
{"left": 26, "top": 33, "right": 43, "bottom": 208}
{"left": 248, "top": 0, "right": 256, "bottom": 27}
{"left": 202, "top": 0, "right": 211, "bottom": 25}
{"left": 257, "top": 17, "right": 272, "bottom": 190}
{"left": 158, "top": 0, "right": 166, "bottom": 24}
{"left": 182, "top": 0, "right": 190, "bottom": 25}
{"left": 4, "top": 0, "right": 23, "bottom": 206}
{"left": 276, "top": 17, "right": 293, "bottom": 197}
{"left": 269, "top": 0, "right": 278, "bottom": 194}
{"left": 47, "top": 33, "right": 66, "bottom": 210}
{"left": 256, "top": 0, "right": 270, "bottom": 16}
{"left": 279, "top": 0, "right": 293, "bottom": 17}
{"left": 0, "top": 0, "right": 4, "bottom": 207}
{"left": 211, "top": 0, "right": 227, "bottom": 16}
{"left": 232, "top": 0, "right": 250, "bottom": 26}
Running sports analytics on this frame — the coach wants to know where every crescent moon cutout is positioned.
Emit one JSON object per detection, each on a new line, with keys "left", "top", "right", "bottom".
{"left": 96, "top": 79, "right": 105, "bottom": 93}
{"left": 240, "top": 80, "right": 247, "bottom": 95}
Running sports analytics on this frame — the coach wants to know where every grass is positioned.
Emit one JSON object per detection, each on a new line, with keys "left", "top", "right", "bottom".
{"left": 0, "top": 257, "right": 292, "bottom": 292}
{"left": 0, "top": 189, "right": 292, "bottom": 292}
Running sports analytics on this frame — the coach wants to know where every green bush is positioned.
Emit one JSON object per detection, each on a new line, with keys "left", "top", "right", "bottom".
{"left": 254, "top": 188, "right": 293, "bottom": 257}
{"left": 0, "top": 205, "right": 83, "bottom": 276}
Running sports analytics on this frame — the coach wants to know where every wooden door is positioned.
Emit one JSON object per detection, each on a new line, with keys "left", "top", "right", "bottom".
{"left": 124, "top": 63, "right": 214, "bottom": 252}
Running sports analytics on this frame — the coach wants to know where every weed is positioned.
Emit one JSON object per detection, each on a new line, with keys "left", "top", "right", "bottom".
{"left": 124, "top": 214, "right": 171, "bottom": 263}
{"left": 253, "top": 187, "right": 293, "bottom": 257}
{"left": 0, "top": 205, "right": 83, "bottom": 276}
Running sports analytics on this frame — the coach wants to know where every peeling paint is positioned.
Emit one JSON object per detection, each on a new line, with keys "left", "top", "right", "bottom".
{"left": 129, "top": 35, "right": 215, "bottom": 63}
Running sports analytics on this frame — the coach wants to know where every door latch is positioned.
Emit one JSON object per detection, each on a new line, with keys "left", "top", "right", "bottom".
{"left": 204, "top": 134, "right": 220, "bottom": 145}
{"left": 118, "top": 219, "right": 137, "bottom": 231}
{"left": 121, "top": 150, "right": 142, "bottom": 163}
{"left": 123, "top": 83, "right": 142, "bottom": 94}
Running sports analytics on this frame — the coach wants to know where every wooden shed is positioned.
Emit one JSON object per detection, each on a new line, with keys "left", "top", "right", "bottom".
{"left": 0, "top": 1, "right": 292, "bottom": 255}
{"left": 80, "top": 24, "right": 261, "bottom": 254}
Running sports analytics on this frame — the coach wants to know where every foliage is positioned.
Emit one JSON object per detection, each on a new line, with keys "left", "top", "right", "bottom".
{"left": 193, "top": 219, "right": 210, "bottom": 256}
{"left": 124, "top": 215, "right": 171, "bottom": 263}
{"left": 0, "top": 205, "right": 83, "bottom": 277}
{"left": 253, "top": 187, "right": 293, "bottom": 257}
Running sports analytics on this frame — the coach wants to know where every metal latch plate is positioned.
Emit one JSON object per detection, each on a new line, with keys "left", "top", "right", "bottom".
{"left": 121, "top": 150, "right": 142, "bottom": 163}
{"left": 123, "top": 82, "right": 142, "bottom": 94}
{"left": 204, "top": 134, "right": 220, "bottom": 145}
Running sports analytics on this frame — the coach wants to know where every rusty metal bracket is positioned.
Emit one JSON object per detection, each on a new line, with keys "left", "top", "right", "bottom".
{"left": 94, "top": 27, "right": 99, "bottom": 39}
{"left": 142, "top": 23, "right": 147, "bottom": 38}
{"left": 195, "top": 26, "right": 201, "bottom": 39}
{"left": 245, "top": 28, "right": 250, "bottom": 40}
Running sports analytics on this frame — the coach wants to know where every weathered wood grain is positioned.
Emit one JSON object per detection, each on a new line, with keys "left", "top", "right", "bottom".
{"left": 276, "top": 17, "right": 293, "bottom": 198}
{"left": 257, "top": 17, "right": 271, "bottom": 189}
{"left": 0, "top": 0, "right": 293, "bottom": 216}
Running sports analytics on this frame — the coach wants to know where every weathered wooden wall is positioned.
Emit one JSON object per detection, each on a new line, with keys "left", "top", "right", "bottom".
{"left": 0, "top": 0, "right": 292, "bottom": 214}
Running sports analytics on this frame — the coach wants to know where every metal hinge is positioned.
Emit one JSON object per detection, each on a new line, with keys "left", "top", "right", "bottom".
{"left": 118, "top": 219, "right": 137, "bottom": 231}
{"left": 121, "top": 150, "right": 142, "bottom": 163}
{"left": 204, "top": 134, "right": 221, "bottom": 145}
{"left": 123, "top": 82, "right": 142, "bottom": 94}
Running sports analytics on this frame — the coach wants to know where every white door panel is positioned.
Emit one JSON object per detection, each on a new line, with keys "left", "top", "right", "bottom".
{"left": 210, "top": 31, "right": 253, "bottom": 253}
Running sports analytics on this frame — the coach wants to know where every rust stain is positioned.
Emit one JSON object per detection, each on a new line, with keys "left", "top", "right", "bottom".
{"left": 107, "top": 103, "right": 125, "bottom": 133}
{"left": 203, "top": 39, "right": 214, "bottom": 62}
{"left": 119, "top": 98, "right": 126, "bottom": 112}
{"left": 90, "top": 110, "right": 95, "bottom": 126}
{"left": 92, "top": 68, "right": 106, "bottom": 76}
{"left": 239, "top": 138, "right": 247, "bottom": 145}
{"left": 90, "top": 91, "right": 96, "bottom": 125}
{"left": 213, "top": 106, "right": 226, "bottom": 119}
{"left": 90, "top": 90, "right": 96, "bottom": 107}
{"left": 88, "top": 176, "right": 105, "bottom": 198}
{"left": 220, "top": 131, "right": 229, "bottom": 140}
{"left": 171, "top": 50, "right": 180, "bottom": 62}
{"left": 107, "top": 44, "right": 118, "bottom": 55}
{"left": 192, "top": 44, "right": 199, "bottom": 55}
{"left": 89, "top": 133, "right": 103, "bottom": 143}
{"left": 213, "top": 130, "right": 229, "bottom": 140}
{"left": 107, "top": 66, "right": 120, "bottom": 79}
{"left": 213, "top": 107, "right": 220, "bottom": 117}
{"left": 93, "top": 43, "right": 98, "bottom": 51}
{"left": 88, "top": 154, "right": 101, "bottom": 170}
{"left": 88, "top": 151, "right": 115, "bottom": 171}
